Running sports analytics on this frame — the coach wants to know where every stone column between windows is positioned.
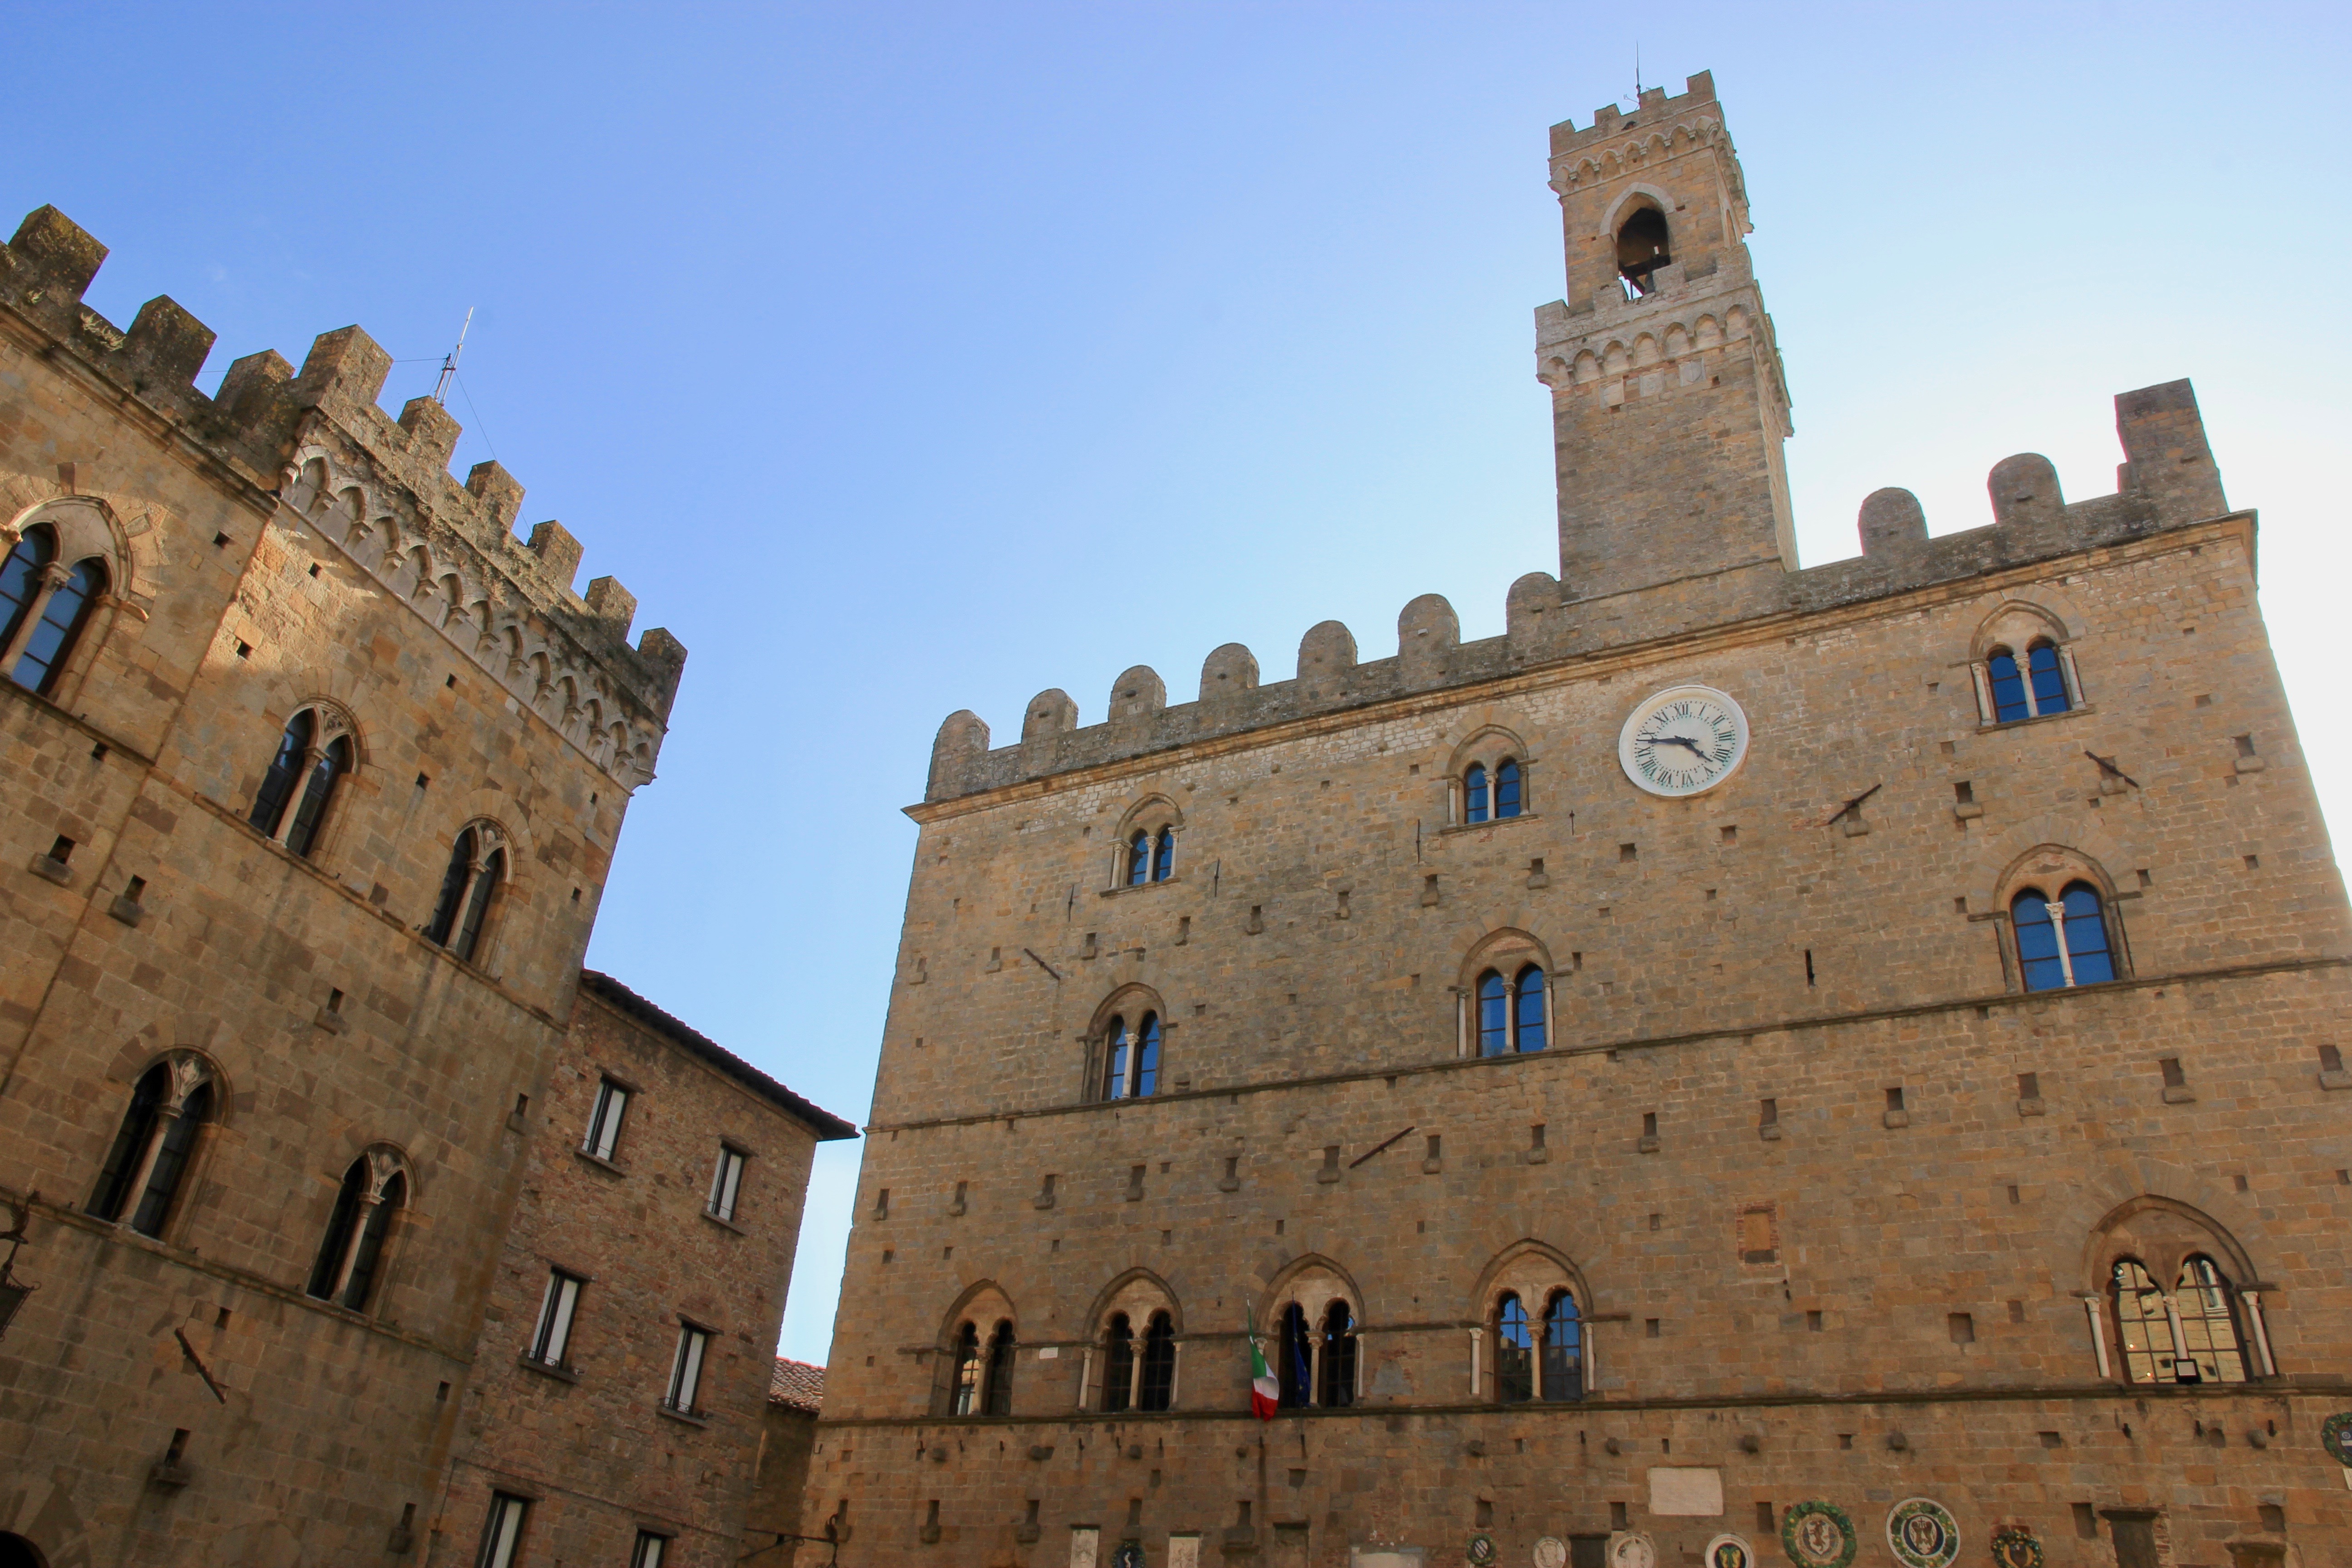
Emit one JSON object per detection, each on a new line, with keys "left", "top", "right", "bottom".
{"left": 1168, "top": 1338, "right": 1181, "bottom": 1406}
{"left": 327, "top": 1191, "right": 383, "bottom": 1302}
{"left": 2058, "top": 644, "right": 2084, "bottom": 707}
{"left": 1076, "top": 1346, "right": 1093, "bottom": 1411}
{"left": 1546, "top": 974, "right": 1559, "bottom": 1049}
{"left": 1466, "top": 1326, "right": 1480, "bottom": 1398}
{"left": 275, "top": 745, "right": 327, "bottom": 845}
{"left": 2242, "top": 1291, "right": 2277, "bottom": 1377}
{"left": 0, "top": 561, "right": 73, "bottom": 673}
{"left": 118, "top": 1105, "right": 181, "bottom": 1223}
{"left": 2159, "top": 1293, "right": 2194, "bottom": 1372}
{"left": 1968, "top": 661, "right": 1994, "bottom": 725}
{"left": 2078, "top": 1294, "right": 2112, "bottom": 1379}
{"left": 1452, "top": 990, "right": 1467, "bottom": 1058}
{"left": 2044, "top": 901, "right": 2078, "bottom": 987}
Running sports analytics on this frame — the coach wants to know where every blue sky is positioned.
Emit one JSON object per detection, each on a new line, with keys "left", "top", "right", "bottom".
{"left": 20, "top": 3, "right": 2348, "bottom": 1362}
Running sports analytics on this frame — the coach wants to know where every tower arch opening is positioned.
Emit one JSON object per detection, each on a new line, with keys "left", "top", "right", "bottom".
{"left": 1616, "top": 204, "right": 1672, "bottom": 297}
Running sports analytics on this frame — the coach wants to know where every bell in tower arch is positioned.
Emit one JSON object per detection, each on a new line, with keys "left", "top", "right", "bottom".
{"left": 1615, "top": 203, "right": 1671, "bottom": 297}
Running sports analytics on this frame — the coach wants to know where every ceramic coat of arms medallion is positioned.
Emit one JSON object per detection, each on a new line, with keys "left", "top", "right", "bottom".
{"left": 1466, "top": 1534, "right": 1497, "bottom": 1566}
{"left": 1988, "top": 1526, "right": 2043, "bottom": 1568}
{"left": 1111, "top": 1542, "right": 1145, "bottom": 1568}
{"left": 2321, "top": 1411, "right": 2352, "bottom": 1465}
{"left": 1779, "top": 1502, "right": 1857, "bottom": 1568}
{"left": 1885, "top": 1499, "right": 1960, "bottom": 1568}
{"left": 1607, "top": 1531, "right": 1657, "bottom": 1568}
{"left": 1533, "top": 1538, "right": 1568, "bottom": 1568}
{"left": 1703, "top": 1534, "right": 1755, "bottom": 1568}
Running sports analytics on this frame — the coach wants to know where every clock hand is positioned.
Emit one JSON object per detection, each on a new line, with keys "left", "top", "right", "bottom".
{"left": 1655, "top": 735, "right": 1706, "bottom": 756}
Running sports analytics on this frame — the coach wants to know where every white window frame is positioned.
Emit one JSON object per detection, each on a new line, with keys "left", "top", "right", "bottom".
{"left": 583, "top": 1078, "right": 629, "bottom": 1161}
{"left": 529, "top": 1269, "right": 583, "bottom": 1366}
{"left": 666, "top": 1321, "right": 712, "bottom": 1414}
{"left": 707, "top": 1145, "right": 747, "bottom": 1222}
{"left": 476, "top": 1493, "right": 529, "bottom": 1568}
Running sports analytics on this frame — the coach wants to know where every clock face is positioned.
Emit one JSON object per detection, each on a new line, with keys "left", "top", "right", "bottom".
{"left": 1618, "top": 684, "right": 1749, "bottom": 797}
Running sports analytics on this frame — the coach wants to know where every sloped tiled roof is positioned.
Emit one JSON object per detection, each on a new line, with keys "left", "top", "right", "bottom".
{"left": 770, "top": 1356, "right": 825, "bottom": 1414}
{"left": 579, "top": 970, "right": 858, "bottom": 1140}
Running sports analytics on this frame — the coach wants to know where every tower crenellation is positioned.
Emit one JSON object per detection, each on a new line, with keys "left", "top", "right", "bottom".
{"left": 0, "top": 205, "right": 688, "bottom": 784}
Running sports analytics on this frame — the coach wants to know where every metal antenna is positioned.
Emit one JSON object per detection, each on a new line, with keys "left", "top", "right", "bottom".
{"left": 430, "top": 307, "right": 474, "bottom": 405}
{"left": 1633, "top": 43, "right": 1643, "bottom": 103}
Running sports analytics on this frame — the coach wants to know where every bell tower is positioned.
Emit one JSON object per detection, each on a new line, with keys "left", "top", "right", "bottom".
{"left": 1534, "top": 72, "right": 1797, "bottom": 605}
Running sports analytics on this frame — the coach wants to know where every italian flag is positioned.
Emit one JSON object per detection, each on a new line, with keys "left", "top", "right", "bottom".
{"left": 1249, "top": 1338, "right": 1279, "bottom": 1420}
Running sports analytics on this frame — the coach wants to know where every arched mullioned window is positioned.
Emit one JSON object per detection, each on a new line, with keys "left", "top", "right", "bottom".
{"left": 248, "top": 707, "right": 355, "bottom": 859}
{"left": 1318, "top": 1300, "right": 1357, "bottom": 1408}
{"left": 1494, "top": 760, "right": 1522, "bottom": 818}
{"left": 2013, "top": 881, "right": 2116, "bottom": 991}
{"left": 1465, "top": 763, "right": 1489, "bottom": 823}
{"left": 1476, "top": 965, "right": 1548, "bottom": 1056}
{"left": 1138, "top": 1311, "right": 1176, "bottom": 1412}
{"left": 1102, "top": 1312, "right": 1136, "bottom": 1412}
{"left": 2112, "top": 1255, "right": 2250, "bottom": 1385}
{"left": 1461, "top": 759, "right": 1527, "bottom": 825}
{"left": 1101, "top": 1012, "right": 1161, "bottom": 1101}
{"left": 1125, "top": 828, "right": 1176, "bottom": 886}
{"left": 1984, "top": 639, "right": 2076, "bottom": 723}
{"left": 951, "top": 1321, "right": 983, "bottom": 1414}
{"left": 1276, "top": 1302, "right": 1312, "bottom": 1409}
{"left": 1540, "top": 1290, "right": 1583, "bottom": 1402}
{"left": 426, "top": 824, "right": 508, "bottom": 963}
{"left": 1494, "top": 1292, "right": 1534, "bottom": 1403}
{"left": 86, "top": 1057, "right": 216, "bottom": 1239}
{"left": 306, "top": 1149, "right": 409, "bottom": 1311}
{"left": 1152, "top": 829, "right": 1173, "bottom": 882}
{"left": 984, "top": 1320, "right": 1016, "bottom": 1415}
{"left": 0, "top": 524, "right": 108, "bottom": 696}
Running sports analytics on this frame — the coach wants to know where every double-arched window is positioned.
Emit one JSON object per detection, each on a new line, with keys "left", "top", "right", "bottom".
{"left": 2012, "top": 881, "right": 2116, "bottom": 991}
{"left": 1272, "top": 1295, "right": 1357, "bottom": 1408}
{"left": 305, "top": 1150, "right": 408, "bottom": 1312}
{"left": 86, "top": 1056, "right": 216, "bottom": 1239}
{"left": 2113, "top": 1255, "right": 2251, "bottom": 1385}
{"left": 951, "top": 1318, "right": 1016, "bottom": 1415}
{"left": 1101, "top": 1012, "right": 1161, "bottom": 1101}
{"left": 426, "top": 824, "right": 507, "bottom": 964}
{"left": 247, "top": 707, "right": 354, "bottom": 859}
{"left": 0, "top": 523, "right": 108, "bottom": 696}
{"left": 1476, "top": 965, "right": 1548, "bottom": 1055}
{"left": 1494, "top": 1289, "right": 1583, "bottom": 1403}
{"left": 1987, "top": 640, "right": 2073, "bottom": 724}
{"left": 1100, "top": 1310, "right": 1176, "bottom": 1413}
{"left": 1462, "top": 759, "right": 1523, "bottom": 824}
{"left": 1126, "top": 828, "right": 1175, "bottom": 886}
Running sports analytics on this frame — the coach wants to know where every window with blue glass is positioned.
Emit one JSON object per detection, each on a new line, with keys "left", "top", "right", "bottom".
{"left": 1540, "top": 1289, "right": 1583, "bottom": 1401}
{"left": 1986, "top": 640, "right": 2073, "bottom": 723}
{"left": 1460, "top": 757, "right": 1526, "bottom": 824}
{"left": 1124, "top": 827, "right": 1175, "bottom": 886}
{"left": 1101, "top": 1011, "right": 1161, "bottom": 1100}
{"left": 0, "top": 524, "right": 108, "bottom": 696}
{"left": 1494, "top": 1292, "right": 1534, "bottom": 1402}
{"left": 1476, "top": 965, "right": 1548, "bottom": 1055}
{"left": 2012, "top": 880, "right": 2117, "bottom": 991}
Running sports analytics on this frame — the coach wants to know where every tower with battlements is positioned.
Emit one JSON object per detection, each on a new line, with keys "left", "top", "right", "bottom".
{"left": 813, "top": 74, "right": 2349, "bottom": 1568}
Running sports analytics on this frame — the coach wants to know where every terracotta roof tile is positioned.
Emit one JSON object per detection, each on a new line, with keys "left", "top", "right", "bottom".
{"left": 770, "top": 1356, "right": 825, "bottom": 1413}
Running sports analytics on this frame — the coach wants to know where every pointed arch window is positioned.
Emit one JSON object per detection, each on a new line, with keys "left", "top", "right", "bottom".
{"left": 1494, "top": 760, "right": 1522, "bottom": 818}
{"left": 248, "top": 709, "right": 353, "bottom": 858}
{"left": 1102, "top": 1312, "right": 1135, "bottom": 1412}
{"left": 1101, "top": 1012, "right": 1160, "bottom": 1101}
{"left": 1126, "top": 828, "right": 1175, "bottom": 886}
{"left": 307, "top": 1153, "right": 407, "bottom": 1311}
{"left": 1540, "top": 1290, "right": 1583, "bottom": 1402}
{"left": 1477, "top": 965, "right": 1548, "bottom": 1055}
{"left": 2013, "top": 882, "right": 2116, "bottom": 991}
{"left": 1127, "top": 832, "right": 1150, "bottom": 887}
{"left": 0, "top": 525, "right": 108, "bottom": 696}
{"left": 1318, "top": 1300, "right": 1357, "bottom": 1407}
{"left": 427, "top": 825, "right": 507, "bottom": 964}
{"left": 1465, "top": 764, "right": 1490, "bottom": 823}
{"left": 1494, "top": 1292, "right": 1534, "bottom": 1403}
{"left": 1276, "top": 1302, "right": 1312, "bottom": 1408}
{"left": 1152, "top": 828, "right": 1173, "bottom": 882}
{"left": 2112, "top": 1255, "right": 2250, "bottom": 1385}
{"left": 951, "top": 1321, "right": 983, "bottom": 1415}
{"left": 984, "top": 1319, "right": 1016, "bottom": 1415}
{"left": 1138, "top": 1311, "right": 1176, "bottom": 1411}
{"left": 1985, "top": 639, "right": 2075, "bottom": 724}
{"left": 86, "top": 1059, "right": 216, "bottom": 1239}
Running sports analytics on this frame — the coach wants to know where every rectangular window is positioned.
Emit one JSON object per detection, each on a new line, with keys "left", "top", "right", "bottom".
{"left": 631, "top": 1532, "right": 669, "bottom": 1568}
{"left": 707, "top": 1145, "right": 747, "bottom": 1222}
{"left": 529, "top": 1269, "right": 583, "bottom": 1366}
{"left": 666, "top": 1322, "right": 711, "bottom": 1414}
{"left": 475, "top": 1493, "right": 529, "bottom": 1568}
{"left": 583, "top": 1078, "right": 628, "bottom": 1160}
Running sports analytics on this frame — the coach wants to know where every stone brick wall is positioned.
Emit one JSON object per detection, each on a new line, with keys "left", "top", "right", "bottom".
{"left": 819, "top": 79, "right": 2351, "bottom": 1568}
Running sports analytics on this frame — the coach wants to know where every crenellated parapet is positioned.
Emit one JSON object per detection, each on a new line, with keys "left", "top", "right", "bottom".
{"left": 922, "top": 381, "right": 2233, "bottom": 805}
{"left": 0, "top": 205, "right": 685, "bottom": 791}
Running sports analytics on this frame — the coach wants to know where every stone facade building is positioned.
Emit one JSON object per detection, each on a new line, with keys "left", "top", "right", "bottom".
{"left": 0, "top": 207, "right": 854, "bottom": 1567}
{"left": 815, "top": 74, "right": 2350, "bottom": 1568}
